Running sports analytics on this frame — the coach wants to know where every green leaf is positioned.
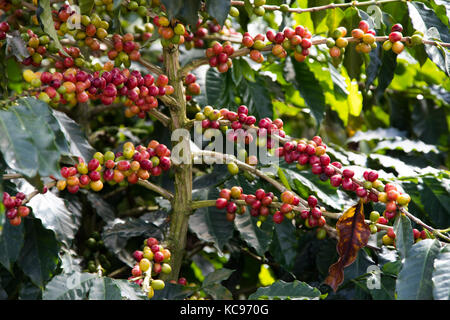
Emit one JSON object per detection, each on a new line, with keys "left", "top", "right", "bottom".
{"left": 269, "top": 214, "right": 298, "bottom": 271}
{"left": 0, "top": 220, "right": 25, "bottom": 273}
{"left": 393, "top": 215, "right": 414, "bottom": 259}
{"left": 153, "top": 282, "right": 195, "bottom": 300}
{"left": 290, "top": 58, "right": 326, "bottom": 127}
{"left": 366, "top": 45, "right": 382, "bottom": 88}
{"left": 102, "top": 212, "right": 167, "bottom": 266}
{"left": 201, "top": 268, "right": 234, "bottom": 300}
{"left": 161, "top": 0, "right": 183, "bottom": 20}
{"left": 373, "top": 138, "right": 439, "bottom": 154}
{"left": 52, "top": 110, "right": 95, "bottom": 162}
{"left": 249, "top": 280, "right": 321, "bottom": 300}
{"left": 0, "top": 98, "right": 69, "bottom": 179}
{"left": 79, "top": 0, "right": 94, "bottom": 15}
{"left": 5, "top": 33, "right": 29, "bottom": 62}
{"left": 177, "top": 0, "right": 202, "bottom": 27}
{"left": 328, "top": 63, "right": 348, "bottom": 97}
{"left": 17, "top": 218, "right": 60, "bottom": 288}
{"left": 206, "top": 0, "right": 231, "bottom": 26}
{"left": 347, "top": 128, "right": 407, "bottom": 143}
{"left": 396, "top": 239, "right": 441, "bottom": 299}
{"left": 420, "top": 176, "right": 450, "bottom": 229}
{"left": 234, "top": 212, "right": 274, "bottom": 256}
{"left": 202, "top": 268, "right": 234, "bottom": 287}
{"left": 30, "top": 191, "right": 82, "bottom": 247}
{"left": 240, "top": 75, "right": 273, "bottom": 120}
{"left": 19, "top": 281, "right": 42, "bottom": 300}
{"left": 37, "top": 0, "right": 67, "bottom": 57}
{"left": 432, "top": 245, "right": 450, "bottom": 300}
{"left": 206, "top": 67, "right": 226, "bottom": 106}
{"left": 43, "top": 272, "right": 146, "bottom": 300}
{"left": 189, "top": 188, "right": 235, "bottom": 254}
{"left": 407, "top": 1, "right": 450, "bottom": 74}
{"left": 375, "top": 50, "right": 398, "bottom": 99}
{"left": 43, "top": 272, "right": 98, "bottom": 299}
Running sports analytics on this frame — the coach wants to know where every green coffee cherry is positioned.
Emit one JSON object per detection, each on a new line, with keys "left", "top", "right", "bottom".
{"left": 229, "top": 6, "right": 239, "bottom": 17}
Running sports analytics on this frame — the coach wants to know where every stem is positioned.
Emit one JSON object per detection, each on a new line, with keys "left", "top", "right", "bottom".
{"left": 180, "top": 36, "right": 450, "bottom": 76}
{"left": 137, "top": 180, "right": 174, "bottom": 200}
{"left": 160, "top": 45, "right": 192, "bottom": 281}
{"left": 22, "top": 181, "right": 57, "bottom": 205}
{"left": 230, "top": 0, "right": 405, "bottom": 13}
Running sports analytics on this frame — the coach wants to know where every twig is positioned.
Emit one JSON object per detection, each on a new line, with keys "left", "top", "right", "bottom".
{"left": 230, "top": 0, "right": 405, "bottom": 13}
{"left": 148, "top": 109, "right": 171, "bottom": 127}
{"left": 137, "top": 180, "right": 174, "bottom": 200}
{"left": 180, "top": 36, "right": 450, "bottom": 76}
{"left": 107, "top": 266, "right": 129, "bottom": 278}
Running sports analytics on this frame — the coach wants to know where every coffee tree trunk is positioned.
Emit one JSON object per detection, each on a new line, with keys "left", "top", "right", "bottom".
{"left": 162, "top": 45, "right": 192, "bottom": 280}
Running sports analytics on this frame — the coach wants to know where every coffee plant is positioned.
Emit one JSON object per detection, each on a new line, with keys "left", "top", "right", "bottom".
{"left": 0, "top": 0, "right": 449, "bottom": 301}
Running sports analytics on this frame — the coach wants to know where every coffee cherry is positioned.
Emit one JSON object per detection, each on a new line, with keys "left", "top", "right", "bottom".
{"left": 227, "top": 162, "right": 239, "bottom": 175}
{"left": 382, "top": 234, "right": 394, "bottom": 245}
{"left": 392, "top": 41, "right": 404, "bottom": 54}
{"left": 216, "top": 198, "right": 228, "bottom": 209}
{"left": 389, "top": 31, "right": 402, "bottom": 43}
{"left": 397, "top": 194, "right": 411, "bottom": 206}
{"left": 151, "top": 279, "right": 165, "bottom": 290}
{"left": 387, "top": 228, "right": 396, "bottom": 239}
{"left": 391, "top": 23, "right": 403, "bottom": 33}
{"left": 370, "top": 211, "right": 380, "bottom": 223}
{"left": 307, "top": 195, "right": 318, "bottom": 208}
{"left": 316, "top": 228, "right": 327, "bottom": 240}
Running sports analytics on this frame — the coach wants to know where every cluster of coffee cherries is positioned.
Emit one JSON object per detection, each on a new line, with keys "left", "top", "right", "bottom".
{"left": 20, "top": 29, "right": 57, "bottom": 67}
{"left": 55, "top": 140, "right": 171, "bottom": 194}
{"left": 382, "top": 23, "right": 406, "bottom": 54}
{"left": 242, "top": 32, "right": 266, "bottom": 63}
{"left": 83, "top": 231, "right": 113, "bottom": 273}
{"left": 216, "top": 186, "right": 274, "bottom": 223}
{"left": 133, "top": 23, "right": 155, "bottom": 43}
{"left": 292, "top": 193, "right": 327, "bottom": 228}
{"left": 223, "top": 105, "right": 286, "bottom": 150}
{"left": 276, "top": 134, "right": 412, "bottom": 224}
{"left": 153, "top": 15, "right": 186, "bottom": 47}
{"left": 0, "top": 21, "right": 9, "bottom": 41}
{"left": 130, "top": 237, "right": 171, "bottom": 299}
{"left": 374, "top": 217, "right": 429, "bottom": 247}
{"left": 108, "top": 33, "right": 141, "bottom": 67}
{"left": 250, "top": 0, "right": 267, "bottom": 16}
{"left": 206, "top": 40, "right": 234, "bottom": 73}
{"left": 376, "top": 182, "right": 411, "bottom": 220}
{"left": 54, "top": 6, "right": 111, "bottom": 51}
{"left": 267, "top": 25, "right": 313, "bottom": 62}
{"left": 24, "top": 65, "right": 173, "bottom": 117}
{"left": 123, "top": 0, "right": 149, "bottom": 18}
{"left": 351, "top": 21, "right": 378, "bottom": 54}
{"left": 194, "top": 105, "right": 229, "bottom": 134}
{"left": 183, "top": 73, "right": 200, "bottom": 101}
{"left": 326, "top": 26, "right": 348, "bottom": 58}
{"left": 2, "top": 191, "right": 31, "bottom": 226}
{"left": 184, "top": 24, "right": 208, "bottom": 49}
{"left": 275, "top": 135, "right": 328, "bottom": 167}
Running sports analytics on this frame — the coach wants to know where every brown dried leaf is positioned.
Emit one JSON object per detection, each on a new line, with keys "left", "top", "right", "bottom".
{"left": 324, "top": 201, "right": 371, "bottom": 292}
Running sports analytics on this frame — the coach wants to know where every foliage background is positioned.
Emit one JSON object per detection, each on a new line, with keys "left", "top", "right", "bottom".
{"left": 0, "top": 0, "right": 449, "bottom": 300}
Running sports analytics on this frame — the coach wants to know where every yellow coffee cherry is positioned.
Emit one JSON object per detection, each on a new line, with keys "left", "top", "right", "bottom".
{"left": 56, "top": 180, "right": 67, "bottom": 191}
{"left": 139, "top": 258, "right": 151, "bottom": 272}
{"left": 90, "top": 180, "right": 103, "bottom": 192}
{"left": 147, "top": 287, "right": 154, "bottom": 299}
{"left": 23, "top": 70, "right": 37, "bottom": 83}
